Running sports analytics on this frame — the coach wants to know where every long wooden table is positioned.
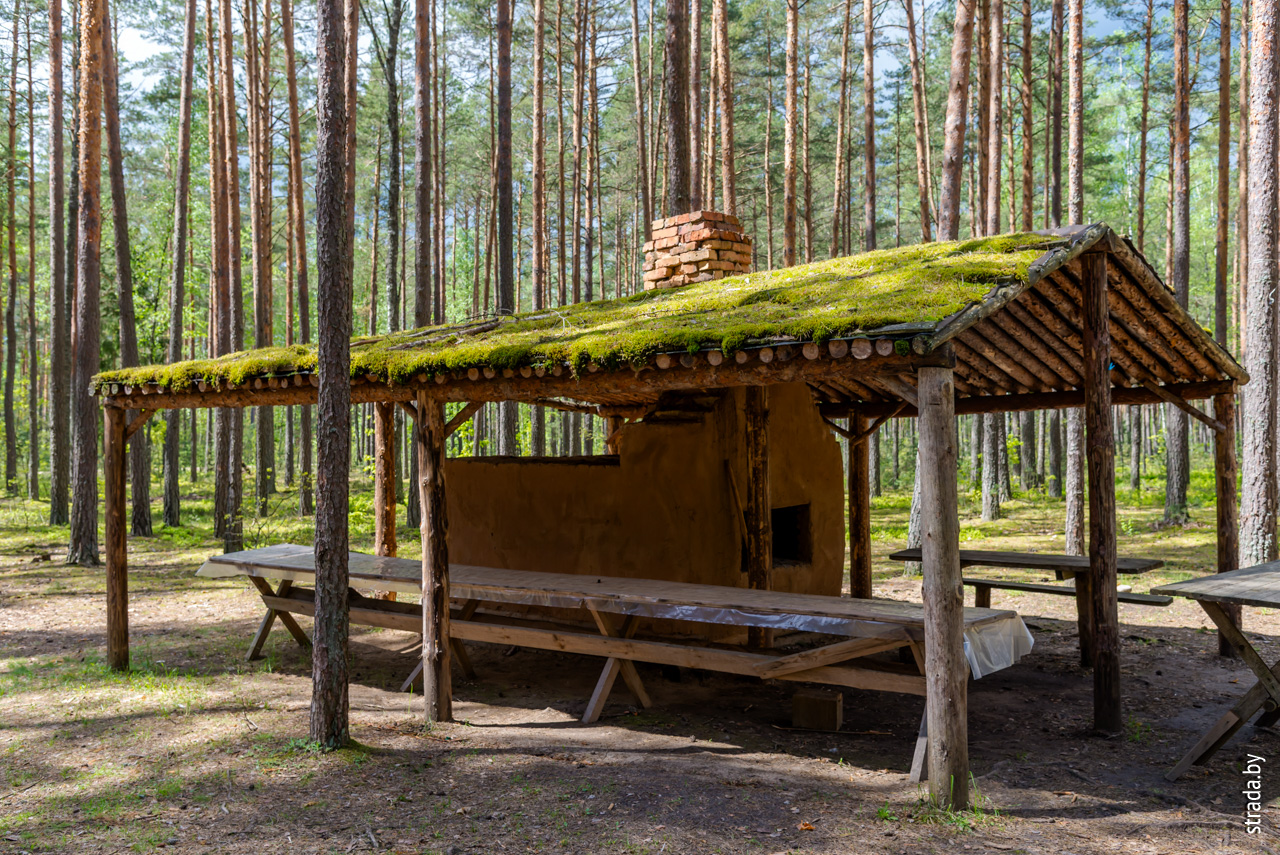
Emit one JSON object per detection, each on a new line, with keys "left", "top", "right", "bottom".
{"left": 1153, "top": 563, "right": 1280, "bottom": 780}
{"left": 200, "top": 545, "right": 1033, "bottom": 774}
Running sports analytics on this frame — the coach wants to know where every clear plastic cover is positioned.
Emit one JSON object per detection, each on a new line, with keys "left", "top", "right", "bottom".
{"left": 963, "top": 616, "right": 1035, "bottom": 678}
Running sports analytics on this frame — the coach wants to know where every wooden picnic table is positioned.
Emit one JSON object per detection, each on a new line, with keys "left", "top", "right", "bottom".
{"left": 1153, "top": 562, "right": 1280, "bottom": 780}
{"left": 200, "top": 544, "right": 1034, "bottom": 777}
{"left": 888, "top": 548, "right": 1170, "bottom": 607}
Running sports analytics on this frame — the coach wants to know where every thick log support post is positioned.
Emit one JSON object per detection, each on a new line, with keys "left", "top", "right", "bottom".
{"left": 918, "top": 363, "right": 968, "bottom": 809}
{"left": 849, "top": 411, "right": 872, "bottom": 600}
{"left": 105, "top": 405, "right": 129, "bottom": 672}
{"left": 374, "top": 402, "right": 397, "bottom": 557}
{"left": 416, "top": 391, "right": 452, "bottom": 722}
{"left": 1082, "top": 251, "right": 1123, "bottom": 735}
{"left": 744, "top": 386, "right": 773, "bottom": 648}
{"left": 1214, "top": 390, "right": 1241, "bottom": 658}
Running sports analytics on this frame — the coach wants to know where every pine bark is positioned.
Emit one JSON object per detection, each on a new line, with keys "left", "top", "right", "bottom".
{"left": 985, "top": 0, "right": 1002, "bottom": 236}
{"left": 1063, "top": 0, "right": 1085, "bottom": 554}
{"left": 24, "top": 15, "right": 34, "bottom": 500}
{"left": 664, "top": 0, "right": 690, "bottom": 214}
{"left": 68, "top": 0, "right": 104, "bottom": 566}
{"left": 162, "top": 0, "right": 196, "bottom": 527}
{"left": 1165, "top": 0, "right": 1191, "bottom": 524}
{"left": 1135, "top": 0, "right": 1153, "bottom": 252}
{"left": 714, "top": 0, "right": 734, "bottom": 215}
{"left": 830, "top": 0, "right": 852, "bottom": 255}
{"left": 629, "top": 0, "right": 650, "bottom": 235}
{"left": 311, "top": 0, "right": 352, "bottom": 749}
{"left": 937, "top": 0, "right": 978, "bottom": 240}
{"left": 102, "top": 6, "right": 151, "bottom": 536}
{"left": 283, "top": 0, "right": 312, "bottom": 515}
{"left": 496, "top": 0, "right": 517, "bottom": 454}
{"left": 48, "top": 0, "right": 68, "bottom": 523}
{"left": 863, "top": 0, "right": 875, "bottom": 249}
{"left": 4, "top": 4, "right": 17, "bottom": 493}
{"left": 1019, "top": 0, "right": 1032, "bottom": 229}
{"left": 1216, "top": 0, "right": 1232, "bottom": 346}
{"left": 782, "top": 0, "right": 797, "bottom": 262}
{"left": 1241, "top": 0, "right": 1278, "bottom": 567}
{"left": 903, "top": 0, "right": 931, "bottom": 241}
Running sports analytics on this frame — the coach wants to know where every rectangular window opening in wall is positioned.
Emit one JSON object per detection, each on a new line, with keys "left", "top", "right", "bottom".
{"left": 771, "top": 503, "right": 812, "bottom": 568}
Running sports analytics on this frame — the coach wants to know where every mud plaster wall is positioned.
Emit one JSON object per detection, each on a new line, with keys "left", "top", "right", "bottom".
{"left": 442, "top": 382, "right": 845, "bottom": 614}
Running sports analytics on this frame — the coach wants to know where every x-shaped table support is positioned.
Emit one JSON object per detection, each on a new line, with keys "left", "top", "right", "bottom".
{"left": 581, "top": 607, "right": 653, "bottom": 723}
{"left": 246, "top": 577, "right": 311, "bottom": 660}
{"left": 1167, "top": 601, "right": 1280, "bottom": 780}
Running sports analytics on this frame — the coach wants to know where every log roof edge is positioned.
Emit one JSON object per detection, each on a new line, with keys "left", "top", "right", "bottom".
{"left": 92, "top": 224, "right": 1247, "bottom": 411}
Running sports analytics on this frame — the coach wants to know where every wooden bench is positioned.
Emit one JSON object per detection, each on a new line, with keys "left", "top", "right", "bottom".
{"left": 200, "top": 545, "right": 1035, "bottom": 778}
{"left": 963, "top": 578, "right": 1172, "bottom": 608}
{"left": 889, "top": 548, "right": 1169, "bottom": 608}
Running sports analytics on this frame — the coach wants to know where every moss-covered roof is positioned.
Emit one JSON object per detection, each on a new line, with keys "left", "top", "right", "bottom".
{"left": 94, "top": 232, "right": 1061, "bottom": 392}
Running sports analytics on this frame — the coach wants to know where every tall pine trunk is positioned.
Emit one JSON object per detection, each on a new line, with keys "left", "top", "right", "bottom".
{"left": 102, "top": 5, "right": 152, "bottom": 536}
{"left": 937, "top": 0, "right": 977, "bottom": 240}
{"left": 68, "top": 0, "right": 104, "bottom": 566}
{"left": 163, "top": 0, "right": 196, "bottom": 527}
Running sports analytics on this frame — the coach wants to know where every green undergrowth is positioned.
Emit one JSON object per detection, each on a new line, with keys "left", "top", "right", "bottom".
{"left": 94, "top": 233, "right": 1057, "bottom": 391}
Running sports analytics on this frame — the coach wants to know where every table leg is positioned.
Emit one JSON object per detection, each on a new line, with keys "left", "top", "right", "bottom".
{"left": 246, "top": 577, "right": 310, "bottom": 660}
{"left": 1166, "top": 606, "right": 1280, "bottom": 780}
{"left": 1202, "top": 601, "right": 1280, "bottom": 704}
{"left": 582, "top": 610, "right": 652, "bottom": 724}
{"left": 909, "top": 709, "right": 929, "bottom": 783}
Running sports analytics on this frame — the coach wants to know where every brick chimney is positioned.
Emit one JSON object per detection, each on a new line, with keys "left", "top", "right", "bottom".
{"left": 641, "top": 210, "right": 753, "bottom": 290}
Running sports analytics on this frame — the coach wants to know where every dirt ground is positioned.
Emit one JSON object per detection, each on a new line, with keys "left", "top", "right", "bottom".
{"left": 3, "top": 518, "right": 1280, "bottom": 854}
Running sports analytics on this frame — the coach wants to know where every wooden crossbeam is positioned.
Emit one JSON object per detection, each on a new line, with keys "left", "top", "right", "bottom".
{"left": 444, "top": 401, "right": 482, "bottom": 437}
{"left": 124, "top": 408, "right": 157, "bottom": 441}
{"left": 1139, "top": 378, "right": 1226, "bottom": 433}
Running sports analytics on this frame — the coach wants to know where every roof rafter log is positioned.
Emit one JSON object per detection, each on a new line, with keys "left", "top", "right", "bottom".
{"left": 1003, "top": 298, "right": 1087, "bottom": 380}
{"left": 1051, "top": 267, "right": 1189, "bottom": 383}
{"left": 950, "top": 338, "right": 1029, "bottom": 394}
{"left": 982, "top": 312, "right": 1082, "bottom": 387}
{"left": 1104, "top": 240, "right": 1237, "bottom": 380}
{"left": 1101, "top": 267, "right": 1202, "bottom": 377}
{"left": 968, "top": 319, "right": 1065, "bottom": 389}
{"left": 1036, "top": 276, "right": 1174, "bottom": 385}
{"left": 875, "top": 375, "right": 920, "bottom": 408}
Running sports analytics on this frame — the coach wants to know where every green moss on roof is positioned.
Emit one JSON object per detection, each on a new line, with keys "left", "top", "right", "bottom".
{"left": 94, "top": 232, "right": 1058, "bottom": 391}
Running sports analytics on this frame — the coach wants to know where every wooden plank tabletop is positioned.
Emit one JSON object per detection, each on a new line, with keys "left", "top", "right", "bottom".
{"left": 200, "top": 545, "right": 1020, "bottom": 634}
{"left": 888, "top": 548, "right": 1163, "bottom": 575}
{"left": 1151, "top": 562, "right": 1280, "bottom": 609}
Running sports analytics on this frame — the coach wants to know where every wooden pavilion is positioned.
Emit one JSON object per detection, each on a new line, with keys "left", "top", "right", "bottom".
{"left": 92, "top": 223, "right": 1246, "bottom": 804}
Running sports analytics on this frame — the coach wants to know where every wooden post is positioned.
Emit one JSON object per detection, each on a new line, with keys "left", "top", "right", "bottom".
{"left": 918, "top": 364, "right": 968, "bottom": 809}
{"left": 849, "top": 410, "right": 872, "bottom": 599}
{"left": 1082, "top": 251, "right": 1123, "bottom": 735}
{"left": 744, "top": 386, "right": 773, "bottom": 648}
{"left": 105, "top": 405, "right": 128, "bottom": 672}
{"left": 374, "top": 401, "right": 397, "bottom": 557}
{"left": 415, "top": 391, "right": 452, "bottom": 722}
{"left": 1214, "top": 390, "right": 1240, "bottom": 658}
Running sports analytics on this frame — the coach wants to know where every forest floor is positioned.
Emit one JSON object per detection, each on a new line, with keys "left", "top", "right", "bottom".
{"left": 2, "top": 467, "right": 1280, "bottom": 854}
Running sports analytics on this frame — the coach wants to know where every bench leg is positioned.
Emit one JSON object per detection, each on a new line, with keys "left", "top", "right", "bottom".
{"left": 450, "top": 600, "right": 480, "bottom": 681}
{"left": 246, "top": 578, "right": 310, "bottom": 660}
{"left": 399, "top": 658, "right": 425, "bottom": 694}
{"left": 909, "top": 709, "right": 929, "bottom": 783}
{"left": 973, "top": 585, "right": 992, "bottom": 609}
